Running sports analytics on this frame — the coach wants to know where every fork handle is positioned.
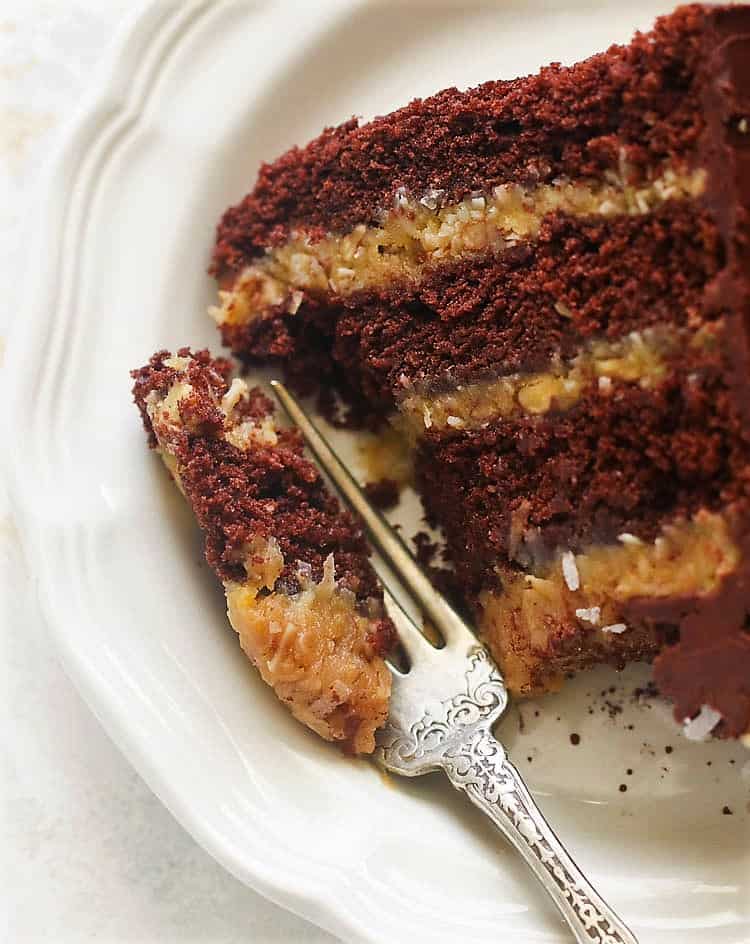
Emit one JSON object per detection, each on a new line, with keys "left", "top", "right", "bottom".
{"left": 441, "top": 729, "right": 638, "bottom": 944}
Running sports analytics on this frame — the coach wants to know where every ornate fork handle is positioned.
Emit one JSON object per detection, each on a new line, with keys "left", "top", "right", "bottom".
{"left": 441, "top": 729, "right": 637, "bottom": 944}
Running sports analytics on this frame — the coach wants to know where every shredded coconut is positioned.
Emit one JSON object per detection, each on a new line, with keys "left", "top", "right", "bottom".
{"left": 682, "top": 704, "right": 723, "bottom": 741}
{"left": 561, "top": 551, "right": 580, "bottom": 591}
{"left": 163, "top": 354, "right": 192, "bottom": 371}
{"left": 419, "top": 188, "right": 445, "bottom": 211}
{"left": 220, "top": 377, "right": 248, "bottom": 417}
{"left": 601, "top": 623, "right": 628, "bottom": 634}
{"left": 213, "top": 168, "right": 706, "bottom": 326}
{"left": 617, "top": 533, "right": 643, "bottom": 546}
{"left": 393, "top": 186, "right": 409, "bottom": 210}
{"left": 575, "top": 606, "right": 601, "bottom": 625}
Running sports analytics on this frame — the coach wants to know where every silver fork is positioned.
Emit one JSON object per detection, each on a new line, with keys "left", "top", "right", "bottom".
{"left": 270, "top": 380, "right": 638, "bottom": 944}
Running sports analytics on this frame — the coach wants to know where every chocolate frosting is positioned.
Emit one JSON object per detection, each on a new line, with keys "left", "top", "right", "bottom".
{"left": 653, "top": 5, "right": 750, "bottom": 739}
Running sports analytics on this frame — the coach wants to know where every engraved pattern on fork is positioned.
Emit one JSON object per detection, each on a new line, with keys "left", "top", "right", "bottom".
{"left": 379, "top": 651, "right": 637, "bottom": 944}
{"left": 444, "top": 731, "right": 633, "bottom": 944}
{"left": 379, "top": 649, "right": 506, "bottom": 767}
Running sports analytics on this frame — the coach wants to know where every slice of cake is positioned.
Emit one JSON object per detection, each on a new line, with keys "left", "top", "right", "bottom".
{"left": 131, "top": 349, "right": 394, "bottom": 753}
{"left": 208, "top": 4, "right": 750, "bottom": 742}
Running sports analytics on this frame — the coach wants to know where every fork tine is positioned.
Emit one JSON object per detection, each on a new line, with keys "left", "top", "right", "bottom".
{"left": 382, "top": 587, "right": 437, "bottom": 663}
{"left": 270, "top": 381, "right": 478, "bottom": 651}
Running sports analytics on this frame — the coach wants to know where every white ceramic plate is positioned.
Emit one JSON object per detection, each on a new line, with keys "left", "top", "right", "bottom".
{"left": 5, "top": 1, "right": 749, "bottom": 941}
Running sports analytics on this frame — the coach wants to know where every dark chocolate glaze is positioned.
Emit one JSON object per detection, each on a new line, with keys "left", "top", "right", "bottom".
{"left": 653, "top": 6, "right": 750, "bottom": 737}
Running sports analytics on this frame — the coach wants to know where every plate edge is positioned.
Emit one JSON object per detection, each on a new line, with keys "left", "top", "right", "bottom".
{"left": 1, "top": 2, "right": 389, "bottom": 943}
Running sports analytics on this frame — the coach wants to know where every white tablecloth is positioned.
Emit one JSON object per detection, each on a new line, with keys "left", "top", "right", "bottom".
{"left": 1, "top": 4, "right": 335, "bottom": 941}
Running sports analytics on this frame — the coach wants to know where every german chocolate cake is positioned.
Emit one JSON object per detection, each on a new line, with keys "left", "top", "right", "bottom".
{"left": 203, "top": 3, "right": 750, "bottom": 744}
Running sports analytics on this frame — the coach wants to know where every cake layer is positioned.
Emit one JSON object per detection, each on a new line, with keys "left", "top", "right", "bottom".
{"left": 397, "top": 323, "right": 712, "bottom": 434}
{"left": 219, "top": 203, "right": 724, "bottom": 416}
{"left": 131, "top": 349, "right": 394, "bottom": 753}
{"left": 212, "top": 4, "right": 728, "bottom": 276}
{"left": 414, "top": 358, "right": 747, "bottom": 591}
{"left": 210, "top": 168, "right": 705, "bottom": 326}
{"left": 481, "top": 506, "right": 750, "bottom": 741}
{"left": 479, "top": 509, "right": 742, "bottom": 699}
{"left": 134, "top": 353, "right": 381, "bottom": 595}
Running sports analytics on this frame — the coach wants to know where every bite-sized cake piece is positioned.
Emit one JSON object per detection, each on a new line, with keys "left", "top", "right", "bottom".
{"left": 131, "top": 349, "right": 394, "bottom": 753}
{"left": 208, "top": 4, "right": 750, "bottom": 742}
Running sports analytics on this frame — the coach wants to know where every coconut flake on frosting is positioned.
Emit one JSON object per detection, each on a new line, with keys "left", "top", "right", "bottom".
{"left": 561, "top": 551, "right": 580, "bottom": 592}
{"left": 682, "top": 705, "right": 723, "bottom": 741}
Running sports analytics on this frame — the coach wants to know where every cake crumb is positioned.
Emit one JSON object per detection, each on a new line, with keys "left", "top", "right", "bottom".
{"left": 363, "top": 478, "right": 400, "bottom": 510}
{"left": 570, "top": 733, "right": 580, "bottom": 745}
{"left": 634, "top": 682, "right": 659, "bottom": 700}
{"left": 604, "top": 699, "right": 622, "bottom": 718}
{"left": 722, "top": 805, "right": 733, "bottom": 815}
{"left": 619, "top": 784, "right": 628, "bottom": 792}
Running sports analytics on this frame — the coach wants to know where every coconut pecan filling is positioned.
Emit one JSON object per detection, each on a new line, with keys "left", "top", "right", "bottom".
{"left": 211, "top": 167, "right": 706, "bottom": 327}
{"left": 479, "top": 510, "right": 740, "bottom": 696}
{"left": 396, "top": 323, "right": 718, "bottom": 434}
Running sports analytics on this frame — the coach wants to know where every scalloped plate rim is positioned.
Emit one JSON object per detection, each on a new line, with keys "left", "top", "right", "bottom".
{"left": 3, "top": 3, "right": 747, "bottom": 943}
{"left": 1, "top": 2, "right": 386, "bottom": 942}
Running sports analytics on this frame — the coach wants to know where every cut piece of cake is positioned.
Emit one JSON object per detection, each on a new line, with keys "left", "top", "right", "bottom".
{"left": 131, "top": 349, "right": 394, "bottom": 753}
{"left": 208, "top": 3, "right": 750, "bottom": 742}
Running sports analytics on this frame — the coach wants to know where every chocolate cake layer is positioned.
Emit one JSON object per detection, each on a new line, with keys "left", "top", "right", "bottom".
{"left": 219, "top": 203, "right": 724, "bottom": 416}
{"left": 211, "top": 168, "right": 705, "bottom": 327}
{"left": 414, "top": 360, "right": 748, "bottom": 595}
{"left": 397, "top": 323, "right": 712, "bottom": 434}
{"left": 132, "top": 349, "right": 394, "bottom": 752}
{"left": 212, "top": 5, "right": 724, "bottom": 274}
